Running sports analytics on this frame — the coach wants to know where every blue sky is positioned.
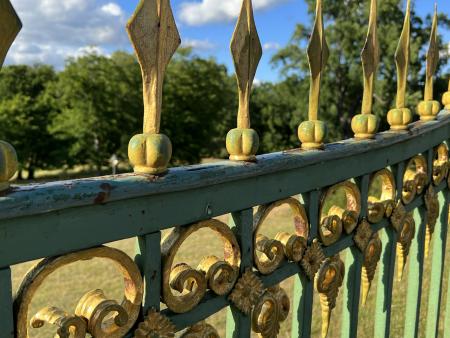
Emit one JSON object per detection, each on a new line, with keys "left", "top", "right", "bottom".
{"left": 5, "top": 0, "right": 450, "bottom": 82}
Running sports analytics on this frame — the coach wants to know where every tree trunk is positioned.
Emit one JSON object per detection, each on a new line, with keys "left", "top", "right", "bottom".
{"left": 27, "top": 166, "right": 35, "bottom": 180}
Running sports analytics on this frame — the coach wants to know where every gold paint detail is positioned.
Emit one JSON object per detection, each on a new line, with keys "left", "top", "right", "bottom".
{"left": 227, "top": 0, "right": 262, "bottom": 161}
{"left": 299, "top": 0, "right": 328, "bottom": 149}
{"left": 396, "top": 213, "right": 415, "bottom": 281}
{"left": 30, "top": 306, "right": 87, "bottom": 338}
{"left": 402, "top": 155, "right": 428, "bottom": 204}
{"left": 354, "top": 219, "right": 373, "bottom": 252}
{"left": 161, "top": 219, "right": 241, "bottom": 313}
{"left": 368, "top": 169, "right": 396, "bottom": 223}
{"left": 253, "top": 198, "right": 309, "bottom": 274}
{"left": 432, "top": 143, "right": 449, "bottom": 186}
{"left": 390, "top": 201, "right": 407, "bottom": 233}
{"left": 424, "top": 185, "right": 439, "bottom": 258}
{"left": 301, "top": 239, "right": 326, "bottom": 280}
{"left": 417, "top": 5, "right": 440, "bottom": 121}
{"left": 443, "top": 79, "right": 450, "bottom": 109}
{"left": 134, "top": 308, "right": 175, "bottom": 338}
{"left": 14, "top": 246, "right": 143, "bottom": 338}
{"left": 229, "top": 269, "right": 265, "bottom": 315}
{"left": 320, "top": 181, "right": 361, "bottom": 246}
{"left": 251, "top": 285, "right": 290, "bottom": 338}
{"left": 361, "top": 232, "right": 382, "bottom": 305}
{"left": 316, "top": 255, "right": 345, "bottom": 338}
{"left": 181, "top": 321, "right": 220, "bottom": 338}
{"left": 127, "top": 0, "right": 181, "bottom": 174}
{"left": 388, "top": 0, "right": 412, "bottom": 131}
{"left": 352, "top": 0, "right": 380, "bottom": 139}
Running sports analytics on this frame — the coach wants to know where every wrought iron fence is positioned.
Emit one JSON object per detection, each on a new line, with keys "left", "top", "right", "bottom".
{"left": 0, "top": 0, "right": 449, "bottom": 337}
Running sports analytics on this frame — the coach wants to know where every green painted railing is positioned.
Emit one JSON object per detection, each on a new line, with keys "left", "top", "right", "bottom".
{"left": 0, "top": 0, "right": 450, "bottom": 337}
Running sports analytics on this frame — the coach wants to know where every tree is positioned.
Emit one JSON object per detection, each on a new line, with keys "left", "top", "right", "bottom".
{"left": 260, "top": 0, "right": 450, "bottom": 151}
{"left": 0, "top": 65, "right": 58, "bottom": 179}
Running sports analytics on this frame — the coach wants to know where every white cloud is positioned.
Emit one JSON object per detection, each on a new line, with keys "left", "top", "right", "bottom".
{"left": 4, "top": 0, "right": 128, "bottom": 69}
{"left": 263, "top": 42, "right": 281, "bottom": 51}
{"left": 179, "top": 0, "right": 289, "bottom": 26}
{"left": 182, "top": 38, "right": 216, "bottom": 51}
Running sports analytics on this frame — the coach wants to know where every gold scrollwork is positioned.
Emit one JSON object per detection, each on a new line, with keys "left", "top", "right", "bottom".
{"left": 402, "top": 155, "right": 428, "bottom": 204}
{"left": 181, "top": 321, "right": 220, "bottom": 338}
{"left": 30, "top": 306, "right": 87, "bottom": 338}
{"left": 424, "top": 185, "right": 440, "bottom": 258}
{"left": 368, "top": 169, "right": 396, "bottom": 223}
{"left": 15, "top": 246, "right": 143, "bottom": 338}
{"left": 397, "top": 213, "right": 415, "bottom": 281}
{"left": 301, "top": 239, "right": 326, "bottom": 280}
{"left": 316, "top": 255, "right": 345, "bottom": 338}
{"left": 432, "top": 143, "right": 449, "bottom": 186}
{"left": 161, "top": 219, "right": 241, "bottom": 313}
{"left": 354, "top": 219, "right": 373, "bottom": 252}
{"left": 253, "top": 198, "right": 309, "bottom": 274}
{"left": 229, "top": 269, "right": 265, "bottom": 315}
{"left": 134, "top": 308, "right": 176, "bottom": 338}
{"left": 251, "top": 285, "right": 290, "bottom": 338}
{"left": 361, "top": 232, "right": 382, "bottom": 305}
{"left": 320, "top": 182, "right": 361, "bottom": 246}
{"left": 390, "top": 200, "right": 407, "bottom": 233}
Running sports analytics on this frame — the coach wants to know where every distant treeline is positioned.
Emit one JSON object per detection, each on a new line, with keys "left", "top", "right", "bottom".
{"left": 0, "top": 0, "right": 448, "bottom": 179}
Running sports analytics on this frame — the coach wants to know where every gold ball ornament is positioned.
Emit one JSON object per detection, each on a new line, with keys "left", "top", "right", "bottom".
{"left": 387, "top": 108, "right": 412, "bottom": 131}
{"left": 417, "top": 100, "right": 440, "bottom": 122}
{"left": 351, "top": 114, "right": 379, "bottom": 139}
{"left": 298, "top": 120, "right": 327, "bottom": 150}
{"left": 0, "top": 140, "right": 18, "bottom": 191}
{"left": 128, "top": 133, "right": 172, "bottom": 175}
{"left": 226, "top": 128, "right": 259, "bottom": 161}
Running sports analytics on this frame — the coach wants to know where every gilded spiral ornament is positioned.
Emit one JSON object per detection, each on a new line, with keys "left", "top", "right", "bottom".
{"left": 432, "top": 143, "right": 449, "bottom": 185}
{"left": 402, "top": 156, "right": 428, "bottom": 204}
{"left": 397, "top": 213, "right": 415, "bottom": 281}
{"left": 361, "top": 233, "right": 382, "bottom": 305}
{"left": 368, "top": 169, "right": 396, "bottom": 223}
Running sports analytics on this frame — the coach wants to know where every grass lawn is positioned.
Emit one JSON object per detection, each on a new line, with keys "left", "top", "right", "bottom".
{"left": 10, "top": 202, "right": 450, "bottom": 337}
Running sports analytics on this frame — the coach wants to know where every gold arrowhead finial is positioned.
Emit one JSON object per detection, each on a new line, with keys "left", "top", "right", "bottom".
{"left": 387, "top": 0, "right": 413, "bottom": 131}
{"left": 395, "top": 0, "right": 411, "bottom": 109}
{"left": 127, "top": 0, "right": 181, "bottom": 135}
{"left": 351, "top": 0, "right": 380, "bottom": 139}
{"left": 127, "top": 0, "right": 181, "bottom": 175}
{"left": 361, "top": 0, "right": 380, "bottom": 115}
{"left": 424, "top": 3, "right": 439, "bottom": 102}
{"left": 307, "top": 0, "right": 329, "bottom": 121}
{"left": 0, "top": 0, "right": 22, "bottom": 68}
{"left": 226, "top": 0, "right": 262, "bottom": 161}
{"left": 416, "top": 3, "right": 441, "bottom": 122}
{"left": 298, "top": 0, "right": 328, "bottom": 150}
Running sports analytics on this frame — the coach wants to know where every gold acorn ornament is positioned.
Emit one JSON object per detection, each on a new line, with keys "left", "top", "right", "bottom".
{"left": 417, "top": 4, "right": 440, "bottom": 122}
{"left": 387, "top": 0, "right": 413, "bottom": 131}
{"left": 0, "top": 0, "right": 21, "bottom": 190}
{"left": 298, "top": 0, "right": 329, "bottom": 150}
{"left": 127, "top": 0, "right": 181, "bottom": 174}
{"left": 227, "top": 0, "right": 262, "bottom": 161}
{"left": 351, "top": 0, "right": 380, "bottom": 139}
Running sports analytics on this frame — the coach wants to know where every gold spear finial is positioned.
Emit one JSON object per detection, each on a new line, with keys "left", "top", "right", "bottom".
{"left": 127, "top": 0, "right": 181, "bottom": 174}
{"left": 298, "top": 0, "right": 329, "bottom": 150}
{"left": 387, "top": 0, "right": 413, "bottom": 131}
{"left": 226, "top": 0, "right": 262, "bottom": 161}
{"left": 0, "top": 0, "right": 21, "bottom": 190}
{"left": 417, "top": 3, "right": 441, "bottom": 121}
{"left": 351, "top": 0, "right": 380, "bottom": 139}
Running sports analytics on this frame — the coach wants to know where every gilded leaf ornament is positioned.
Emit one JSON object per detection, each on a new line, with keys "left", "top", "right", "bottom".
{"left": 397, "top": 213, "right": 415, "bottom": 281}
{"left": 388, "top": 0, "right": 413, "bottom": 131}
{"left": 127, "top": 0, "right": 181, "bottom": 174}
{"left": 298, "top": 0, "right": 328, "bottom": 149}
{"left": 316, "top": 255, "right": 345, "bottom": 338}
{"left": 424, "top": 185, "right": 439, "bottom": 258}
{"left": 181, "top": 321, "right": 220, "bottom": 338}
{"left": 229, "top": 268, "right": 265, "bottom": 315}
{"left": 417, "top": 4, "right": 441, "bottom": 121}
{"left": 0, "top": 0, "right": 22, "bottom": 68}
{"left": 134, "top": 308, "right": 175, "bottom": 338}
{"left": 354, "top": 218, "right": 373, "bottom": 252}
{"left": 351, "top": 0, "right": 380, "bottom": 139}
{"left": 361, "top": 233, "right": 382, "bottom": 305}
{"left": 226, "top": 0, "right": 261, "bottom": 161}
